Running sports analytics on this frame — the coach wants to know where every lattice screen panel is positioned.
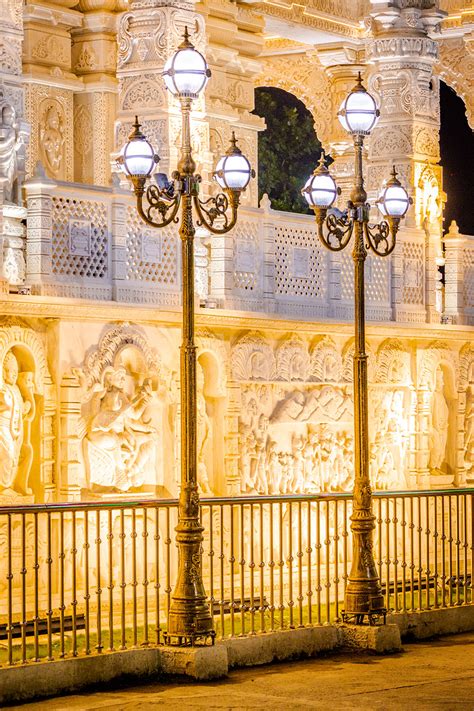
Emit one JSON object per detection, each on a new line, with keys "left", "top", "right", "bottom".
{"left": 274, "top": 225, "right": 326, "bottom": 298}
{"left": 233, "top": 220, "right": 259, "bottom": 291}
{"left": 126, "top": 207, "right": 178, "bottom": 285}
{"left": 464, "top": 247, "right": 474, "bottom": 308}
{"left": 365, "top": 255, "right": 390, "bottom": 303}
{"left": 51, "top": 197, "right": 108, "bottom": 278}
{"left": 340, "top": 250, "right": 354, "bottom": 301}
{"left": 402, "top": 242, "right": 424, "bottom": 305}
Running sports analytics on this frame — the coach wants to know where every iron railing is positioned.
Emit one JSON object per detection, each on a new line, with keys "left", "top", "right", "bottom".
{"left": 0, "top": 489, "right": 472, "bottom": 666}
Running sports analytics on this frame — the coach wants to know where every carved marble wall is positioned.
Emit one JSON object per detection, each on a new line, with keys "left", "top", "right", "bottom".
{"left": 0, "top": 305, "right": 469, "bottom": 506}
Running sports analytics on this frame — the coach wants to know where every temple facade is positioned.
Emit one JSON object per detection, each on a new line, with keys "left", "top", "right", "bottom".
{"left": 0, "top": 0, "right": 472, "bottom": 505}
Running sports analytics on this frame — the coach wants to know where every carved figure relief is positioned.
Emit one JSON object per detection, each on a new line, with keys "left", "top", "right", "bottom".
{"left": 39, "top": 100, "right": 65, "bottom": 177}
{"left": 429, "top": 367, "right": 449, "bottom": 473}
{"left": 197, "top": 363, "right": 211, "bottom": 494}
{"left": 74, "top": 324, "right": 176, "bottom": 497}
{"left": 371, "top": 388, "right": 410, "bottom": 489}
{"left": 0, "top": 103, "right": 22, "bottom": 203}
{"left": 0, "top": 351, "right": 36, "bottom": 495}
{"left": 82, "top": 366, "right": 156, "bottom": 492}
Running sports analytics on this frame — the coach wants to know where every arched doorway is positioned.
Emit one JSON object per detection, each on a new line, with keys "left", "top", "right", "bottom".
{"left": 252, "top": 87, "right": 322, "bottom": 214}
{"left": 440, "top": 81, "right": 474, "bottom": 235}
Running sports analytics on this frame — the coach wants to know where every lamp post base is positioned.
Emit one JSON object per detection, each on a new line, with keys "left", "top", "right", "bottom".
{"left": 164, "top": 522, "right": 215, "bottom": 647}
{"left": 165, "top": 597, "right": 215, "bottom": 646}
{"left": 342, "top": 515, "right": 387, "bottom": 626}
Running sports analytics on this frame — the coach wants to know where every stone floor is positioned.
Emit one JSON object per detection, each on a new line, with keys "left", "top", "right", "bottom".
{"left": 9, "top": 632, "right": 474, "bottom": 710}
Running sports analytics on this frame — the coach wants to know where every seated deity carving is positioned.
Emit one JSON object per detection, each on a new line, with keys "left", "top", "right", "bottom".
{"left": 0, "top": 352, "right": 35, "bottom": 496}
{"left": 83, "top": 366, "right": 156, "bottom": 492}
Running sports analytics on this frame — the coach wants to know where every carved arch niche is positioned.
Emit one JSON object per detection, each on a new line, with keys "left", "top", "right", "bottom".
{"left": 342, "top": 337, "right": 376, "bottom": 383}
{"left": 275, "top": 335, "right": 310, "bottom": 382}
{"left": 196, "top": 331, "right": 228, "bottom": 495}
{"left": 62, "top": 323, "right": 176, "bottom": 500}
{"left": 231, "top": 332, "right": 275, "bottom": 382}
{"left": 418, "top": 342, "right": 459, "bottom": 485}
{"left": 256, "top": 54, "right": 332, "bottom": 147}
{"left": 0, "top": 320, "right": 55, "bottom": 504}
{"left": 310, "top": 335, "right": 342, "bottom": 383}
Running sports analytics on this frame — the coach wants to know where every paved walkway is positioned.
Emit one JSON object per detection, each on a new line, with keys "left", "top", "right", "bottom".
{"left": 9, "top": 633, "right": 474, "bottom": 710}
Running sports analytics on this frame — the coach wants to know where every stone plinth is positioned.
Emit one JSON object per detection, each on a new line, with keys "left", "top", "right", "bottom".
{"left": 337, "top": 623, "right": 402, "bottom": 654}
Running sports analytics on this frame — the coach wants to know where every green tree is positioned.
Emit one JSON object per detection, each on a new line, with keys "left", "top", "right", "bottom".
{"left": 253, "top": 87, "right": 322, "bottom": 214}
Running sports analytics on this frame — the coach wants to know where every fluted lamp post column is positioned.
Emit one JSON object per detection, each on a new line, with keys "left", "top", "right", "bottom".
{"left": 120, "top": 28, "right": 254, "bottom": 645}
{"left": 303, "top": 73, "right": 412, "bottom": 624}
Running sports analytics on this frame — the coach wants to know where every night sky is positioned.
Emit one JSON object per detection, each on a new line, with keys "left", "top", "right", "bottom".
{"left": 440, "top": 81, "right": 474, "bottom": 236}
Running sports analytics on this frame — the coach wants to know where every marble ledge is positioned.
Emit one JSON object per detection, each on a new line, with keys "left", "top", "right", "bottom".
{"left": 0, "top": 293, "right": 472, "bottom": 341}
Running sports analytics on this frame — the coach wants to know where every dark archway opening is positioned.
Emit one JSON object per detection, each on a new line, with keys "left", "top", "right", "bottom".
{"left": 252, "top": 87, "right": 322, "bottom": 214}
{"left": 440, "top": 81, "right": 474, "bottom": 235}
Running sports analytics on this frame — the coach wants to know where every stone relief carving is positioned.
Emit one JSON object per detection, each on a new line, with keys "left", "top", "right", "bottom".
{"left": 231, "top": 333, "right": 275, "bottom": 381}
{"left": 436, "top": 37, "right": 474, "bottom": 130}
{"left": 256, "top": 53, "right": 332, "bottom": 146}
{"left": 32, "top": 36, "right": 67, "bottom": 65}
{"left": 39, "top": 99, "right": 65, "bottom": 178}
{"left": 75, "top": 324, "right": 176, "bottom": 496}
{"left": 239, "top": 381, "right": 355, "bottom": 496}
{"left": 429, "top": 367, "right": 449, "bottom": 473}
{"left": 0, "top": 352, "right": 27, "bottom": 492}
{"left": 0, "top": 321, "right": 54, "bottom": 504}
{"left": 375, "top": 340, "right": 411, "bottom": 385}
{"left": 81, "top": 366, "right": 156, "bottom": 492}
{"left": 0, "top": 37, "right": 22, "bottom": 75}
{"left": 275, "top": 337, "right": 310, "bottom": 382}
{"left": 74, "top": 44, "right": 97, "bottom": 73}
{"left": 0, "top": 350, "right": 39, "bottom": 498}
{"left": 197, "top": 363, "right": 211, "bottom": 494}
{"left": 0, "top": 103, "right": 23, "bottom": 203}
{"left": 311, "top": 336, "right": 342, "bottom": 382}
{"left": 120, "top": 75, "right": 166, "bottom": 111}
{"left": 74, "top": 103, "right": 93, "bottom": 184}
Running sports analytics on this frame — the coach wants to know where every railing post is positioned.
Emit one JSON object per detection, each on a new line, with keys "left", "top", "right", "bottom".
{"left": 23, "top": 163, "right": 56, "bottom": 293}
{"left": 444, "top": 220, "right": 466, "bottom": 325}
{"left": 261, "top": 193, "right": 276, "bottom": 314}
{"left": 111, "top": 186, "right": 129, "bottom": 302}
{"left": 328, "top": 250, "right": 342, "bottom": 318}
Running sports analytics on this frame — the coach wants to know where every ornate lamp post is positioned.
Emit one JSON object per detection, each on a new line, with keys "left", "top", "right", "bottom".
{"left": 120, "top": 28, "right": 254, "bottom": 645}
{"left": 303, "top": 73, "right": 411, "bottom": 624}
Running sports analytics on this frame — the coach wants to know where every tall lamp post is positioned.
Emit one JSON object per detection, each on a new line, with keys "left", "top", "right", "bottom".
{"left": 303, "top": 73, "right": 411, "bottom": 624}
{"left": 120, "top": 28, "right": 254, "bottom": 645}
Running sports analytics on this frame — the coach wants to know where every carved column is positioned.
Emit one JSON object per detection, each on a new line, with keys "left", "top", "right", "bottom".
{"left": 116, "top": 2, "right": 209, "bottom": 185}
{"left": 415, "top": 385, "right": 431, "bottom": 489}
{"left": 203, "top": 0, "right": 264, "bottom": 208}
{"left": 443, "top": 220, "right": 466, "bottom": 324}
{"left": 59, "top": 372, "right": 82, "bottom": 501}
{"left": 317, "top": 44, "right": 365, "bottom": 201}
{"left": 366, "top": 1, "right": 446, "bottom": 324}
{"left": 23, "top": 0, "right": 81, "bottom": 182}
{"left": 0, "top": 0, "right": 29, "bottom": 290}
{"left": 72, "top": 1, "right": 120, "bottom": 186}
{"left": 24, "top": 164, "right": 56, "bottom": 291}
